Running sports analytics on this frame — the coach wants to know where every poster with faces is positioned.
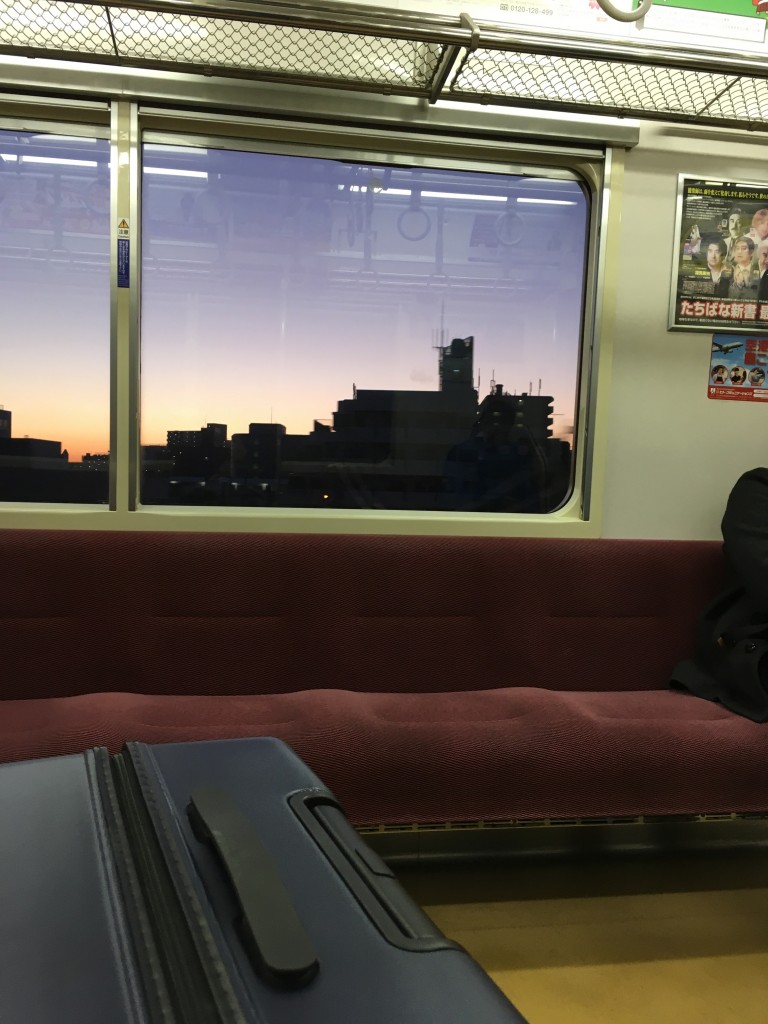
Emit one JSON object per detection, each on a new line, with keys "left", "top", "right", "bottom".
{"left": 672, "top": 177, "right": 768, "bottom": 332}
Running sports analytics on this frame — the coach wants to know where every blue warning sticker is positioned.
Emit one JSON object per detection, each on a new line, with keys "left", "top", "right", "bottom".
{"left": 117, "top": 238, "right": 130, "bottom": 288}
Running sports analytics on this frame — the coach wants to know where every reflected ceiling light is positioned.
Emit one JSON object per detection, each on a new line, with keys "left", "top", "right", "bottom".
{"left": 144, "top": 145, "right": 207, "bottom": 156}
{"left": 344, "top": 185, "right": 577, "bottom": 204}
{"left": 0, "top": 154, "right": 98, "bottom": 167}
{"left": 343, "top": 185, "right": 505, "bottom": 202}
{"left": 516, "top": 198, "right": 576, "bottom": 205}
{"left": 422, "top": 190, "right": 505, "bottom": 202}
{"left": 144, "top": 167, "right": 208, "bottom": 178}
{"left": 33, "top": 136, "right": 99, "bottom": 144}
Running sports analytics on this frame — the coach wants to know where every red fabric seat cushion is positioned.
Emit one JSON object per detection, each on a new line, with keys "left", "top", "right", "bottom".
{"left": 2, "top": 687, "right": 765, "bottom": 825}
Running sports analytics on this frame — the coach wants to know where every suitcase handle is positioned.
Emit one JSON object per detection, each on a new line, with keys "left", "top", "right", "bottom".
{"left": 289, "top": 793, "right": 459, "bottom": 954}
{"left": 188, "top": 787, "right": 319, "bottom": 991}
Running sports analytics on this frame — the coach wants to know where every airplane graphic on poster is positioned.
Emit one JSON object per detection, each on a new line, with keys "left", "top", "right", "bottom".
{"left": 708, "top": 334, "right": 768, "bottom": 402}
{"left": 712, "top": 340, "right": 744, "bottom": 354}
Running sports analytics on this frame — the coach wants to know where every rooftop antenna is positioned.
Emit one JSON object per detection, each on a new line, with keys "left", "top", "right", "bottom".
{"left": 490, "top": 369, "right": 496, "bottom": 393}
{"left": 529, "top": 381, "right": 533, "bottom": 393}
{"left": 538, "top": 378, "right": 542, "bottom": 395}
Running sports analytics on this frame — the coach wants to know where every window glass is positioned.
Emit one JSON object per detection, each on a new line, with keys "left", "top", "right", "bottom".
{"left": 0, "top": 130, "right": 110, "bottom": 503}
{"left": 141, "top": 144, "right": 588, "bottom": 513}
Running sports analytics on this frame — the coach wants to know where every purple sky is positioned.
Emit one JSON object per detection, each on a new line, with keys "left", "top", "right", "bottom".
{"left": 0, "top": 134, "right": 587, "bottom": 460}
{"left": 140, "top": 146, "right": 587, "bottom": 447}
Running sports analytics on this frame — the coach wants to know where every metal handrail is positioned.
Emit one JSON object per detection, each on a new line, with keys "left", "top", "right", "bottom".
{"left": 1, "top": 0, "right": 767, "bottom": 128}
{"left": 67, "top": 0, "right": 471, "bottom": 42}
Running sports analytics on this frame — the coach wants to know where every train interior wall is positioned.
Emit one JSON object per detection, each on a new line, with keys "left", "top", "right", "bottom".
{"left": 603, "top": 122, "right": 767, "bottom": 540}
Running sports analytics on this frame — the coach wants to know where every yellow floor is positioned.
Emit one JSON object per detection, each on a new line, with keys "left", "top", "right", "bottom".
{"left": 397, "top": 852, "right": 768, "bottom": 1024}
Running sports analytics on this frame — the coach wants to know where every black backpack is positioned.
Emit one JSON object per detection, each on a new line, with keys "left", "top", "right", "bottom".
{"left": 670, "top": 468, "right": 768, "bottom": 722}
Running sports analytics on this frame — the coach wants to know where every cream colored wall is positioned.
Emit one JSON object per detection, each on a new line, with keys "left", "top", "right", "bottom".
{"left": 600, "top": 123, "right": 768, "bottom": 541}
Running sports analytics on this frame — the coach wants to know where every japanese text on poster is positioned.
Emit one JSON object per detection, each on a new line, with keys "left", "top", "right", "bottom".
{"left": 673, "top": 178, "right": 768, "bottom": 330}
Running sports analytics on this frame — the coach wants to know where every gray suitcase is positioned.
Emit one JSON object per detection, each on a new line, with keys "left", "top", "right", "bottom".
{"left": 0, "top": 736, "right": 529, "bottom": 1023}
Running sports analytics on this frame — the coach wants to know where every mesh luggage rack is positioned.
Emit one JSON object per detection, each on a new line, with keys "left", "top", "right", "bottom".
{"left": 1, "top": 0, "right": 767, "bottom": 128}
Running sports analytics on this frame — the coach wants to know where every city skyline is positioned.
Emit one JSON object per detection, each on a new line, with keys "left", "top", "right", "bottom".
{"left": 1, "top": 336, "right": 572, "bottom": 513}
{"left": 1, "top": 346, "right": 573, "bottom": 462}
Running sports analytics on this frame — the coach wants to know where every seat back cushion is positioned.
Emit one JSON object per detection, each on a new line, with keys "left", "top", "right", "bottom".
{"left": 0, "top": 530, "right": 726, "bottom": 699}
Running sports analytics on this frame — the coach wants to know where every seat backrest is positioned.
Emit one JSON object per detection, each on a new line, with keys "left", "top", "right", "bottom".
{"left": 0, "top": 530, "right": 726, "bottom": 699}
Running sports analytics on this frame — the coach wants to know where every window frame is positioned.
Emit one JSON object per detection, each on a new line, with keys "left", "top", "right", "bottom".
{"left": 0, "top": 93, "right": 617, "bottom": 537}
{"left": 0, "top": 112, "right": 112, "bottom": 509}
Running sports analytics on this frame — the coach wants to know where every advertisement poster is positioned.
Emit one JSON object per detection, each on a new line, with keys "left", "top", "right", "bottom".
{"left": 338, "top": 0, "right": 768, "bottom": 52}
{"left": 641, "top": 0, "right": 767, "bottom": 48}
{"left": 708, "top": 333, "right": 768, "bottom": 401}
{"left": 646, "top": 0, "right": 765, "bottom": 20}
{"left": 672, "top": 177, "right": 768, "bottom": 331}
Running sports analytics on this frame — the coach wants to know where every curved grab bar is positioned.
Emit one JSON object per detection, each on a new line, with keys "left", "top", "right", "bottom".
{"left": 592, "top": 0, "right": 652, "bottom": 22}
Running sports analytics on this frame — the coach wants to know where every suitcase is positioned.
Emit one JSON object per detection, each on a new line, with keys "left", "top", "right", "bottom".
{"left": 0, "top": 737, "right": 529, "bottom": 1023}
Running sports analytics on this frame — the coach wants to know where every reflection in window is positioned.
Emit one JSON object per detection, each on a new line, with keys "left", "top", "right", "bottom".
{"left": 0, "top": 130, "right": 110, "bottom": 503}
{"left": 141, "top": 145, "right": 588, "bottom": 513}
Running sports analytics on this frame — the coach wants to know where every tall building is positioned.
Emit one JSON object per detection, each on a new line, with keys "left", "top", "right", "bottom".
{"left": 477, "top": 386, "right": 554, "bottom": 442}
{"left": 231, "top": 423, "right": 285, "bottom": 480}
{"left": 281, "top": 337, "right": 479, "bottom": 509}
{"left": 167, "top": 423, "right": 229, "bottom": 478}
{"left": 0, "top": 408, "right": 10, "bottom": 439}
{"left": 439, "top": 336, "right": 475, "bottom": 393}
{"left": 444, "top": 384, "right": 565, "bottom": 513}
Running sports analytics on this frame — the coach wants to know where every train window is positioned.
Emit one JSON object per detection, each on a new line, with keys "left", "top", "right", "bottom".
{"left": 0, "top": 129, "right": 110, "bottom": 504}
{"left": 140, "top": 144, "right": 588, "bottom": 514}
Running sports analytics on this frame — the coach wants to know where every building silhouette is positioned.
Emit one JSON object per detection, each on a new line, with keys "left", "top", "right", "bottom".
{"left": 166, "top": 423, "right": 229, "bottom": 498}
{"left": 444, "top": 384, "right": 568, "bottom": 512}
{"left": 0, "top": 407, "right": 68, "bottom": 465}
{"left": 0, "top": 407, "right": 108, "bottom": 503}
{"left": 278, "top": 337, "right": 479, "bottom": 508}
{"left": 235, "top": 336, "right": 569, "bottom": 513}
{"left": 81, "top": 453, "right": 109, "bottom": 470}
{"left": 2, "top": 338, "right": 573, "bottom": 511}
{"left": 231, "top": 423, "right": 285, "bottom": 481}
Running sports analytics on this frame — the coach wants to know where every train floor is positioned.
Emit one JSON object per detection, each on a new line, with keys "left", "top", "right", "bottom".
{"left": 397, "top": 849, "right": 768, "bottom": 1024}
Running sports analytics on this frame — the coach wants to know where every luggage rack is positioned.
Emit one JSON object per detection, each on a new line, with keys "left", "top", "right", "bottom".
{"left": 1, "top": 0, "right": 768, "bottom": 131}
